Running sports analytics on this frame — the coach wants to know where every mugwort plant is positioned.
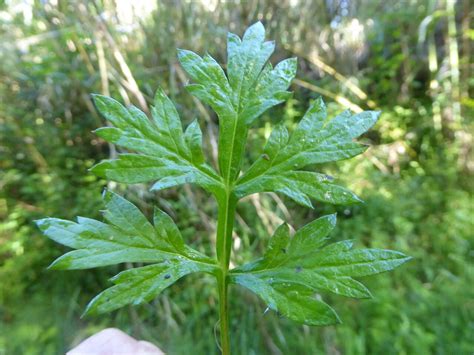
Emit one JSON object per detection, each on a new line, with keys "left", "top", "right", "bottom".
{"left": 36, "top": 23, "right": 410, "bottom": 354}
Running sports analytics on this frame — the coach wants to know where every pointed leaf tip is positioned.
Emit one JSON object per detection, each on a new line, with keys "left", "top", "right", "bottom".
{"left": 81, "top": 299, "right": 96, "bottom": 318}
{"left": 153, "top": 86, "right": 166, "bottom": 100}
{"left": 315, "top": 95, "right": 325, "bottom": 105}
{"left": 244, "top": 21, "right": 265, "bottom": 38}
{"left": 33, "top": 218, "right": 44, "bottom": 228}
{"left": 90, "top": 93, "right": 108, "bottom": 105}
{"left": 176, "top": 48, "right": 186, "bottom": 56}
{"left": 275, "top": 222, "right": 290, "bottom": 234}
{"left": 176, "top": 48, "right": 194, "bottom": 61}
{"left": 102, "top": 189, "right": 113, "bottom": 202}
{"left": 46, "top": 261, "right": 57, "bottom": 270}
{"left": 328, "top": 213, "right": 337, "bottom": 226}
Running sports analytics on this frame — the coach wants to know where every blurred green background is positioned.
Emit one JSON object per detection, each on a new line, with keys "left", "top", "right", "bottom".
{"left": 0, "top": 0, "right": 472, "bottom": 354}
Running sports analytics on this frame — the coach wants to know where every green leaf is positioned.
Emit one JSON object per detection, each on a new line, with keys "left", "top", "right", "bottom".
{"left": 230, "top": 214, "right": 410, "bottom": 325}
{"left": 178, "top": 21, "right": 296, "bottom": 182}
{"left": 83, "top": 259, "right": 214, "bottom": 316}
{"left": 184, "top": 119, "right": 205, "bottom": 165}
{"left": 235, "top": 97, "right": 380, "bottom": 207}
{"left": 90, "top": 90, "right": 224, "bottom": 196}
{"left": 36, "top": 191, "right": 217, "bottom": 314}
{"left": 232, "top": 274, "right": 340, "bottom": 326}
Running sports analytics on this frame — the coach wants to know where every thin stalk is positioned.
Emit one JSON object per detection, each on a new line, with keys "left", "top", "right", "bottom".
{"left": 217, "top": 271, "right": 230, "bottom": 354}
{"left": 215, "top": 107, "right": 246, "bottom": 354}
{"left": 216, "top": 190, "right": 237, "bottom": 354}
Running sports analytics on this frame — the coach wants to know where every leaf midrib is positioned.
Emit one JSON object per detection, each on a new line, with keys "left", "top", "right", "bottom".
{"left": 72, "top": 243, "right": 217, "bottom": 268}
{"left": 117, "top": 126, "right": 223, "bottom": 186}
{"left": 236, "top": 132, "right": 362, "bottom": 189}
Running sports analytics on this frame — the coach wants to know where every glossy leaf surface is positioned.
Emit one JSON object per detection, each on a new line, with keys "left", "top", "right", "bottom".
{"left": 90, "top": 89, "right": 224, "bottom": 196}
{"left": 36, "top": 191, "right": 217, "bottom": 314}
{"left": 178, "top": 21, "right": 296, "bottom": 181}
{"left": 235, "top": 97, "right": 380, "bottom": 207}
{"left": 36, "top": 22, "right": 410, "bottom": 331}
{"left": 230, "top": 214, "right": 411, "bottom": 325}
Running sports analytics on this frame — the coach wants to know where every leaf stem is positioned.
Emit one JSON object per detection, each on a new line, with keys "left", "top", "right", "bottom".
{"left": 216, "top": 189, "right": 237, "bottom": 354}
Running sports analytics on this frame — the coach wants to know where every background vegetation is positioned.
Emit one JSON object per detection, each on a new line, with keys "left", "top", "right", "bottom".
{"left": 1, "top": 0, "right": 472, "bottom": 354}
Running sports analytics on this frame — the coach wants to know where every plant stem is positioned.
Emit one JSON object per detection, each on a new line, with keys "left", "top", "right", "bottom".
{"left": 217, "top": 270, "right": 230, "bottom": 354}
{"left": 216, "top": 189, "right": 237, "bottom": 354}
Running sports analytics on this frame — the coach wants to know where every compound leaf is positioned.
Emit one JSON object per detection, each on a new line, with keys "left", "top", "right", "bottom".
{"left": 232, "top": 274, "right": 340, "bottom": 326}
{"left": 90, "top": 90, "right": 224, "bottom": 196}
{"left": 83, "top": 258, "right": 213, "bottom": 316}
{"left": 36, "top": 191, "right": 217, "bottom": 315}
{"left": 235, "top": 97, "right": 380, "bottom": 207}
{"left": 178, "top": 21, "right": 296, "bottom": 182}
{"left": 230, "top": 214, "right": 410, "bottom": 325}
